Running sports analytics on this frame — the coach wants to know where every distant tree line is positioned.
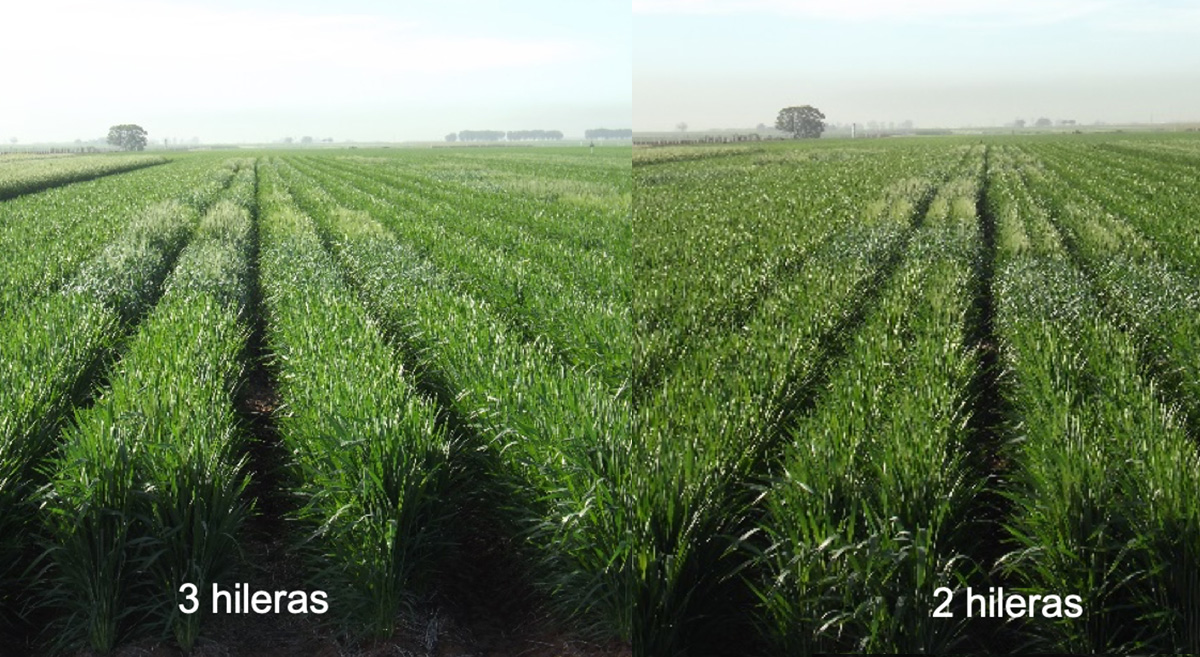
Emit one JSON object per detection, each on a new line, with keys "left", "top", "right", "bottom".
{"left": 456, "top": 130, "right": 507, "bottom": 142}
{"left": 634, "top": 133, "right": 773, "bottom": 146}
{"left": 281, "top": 136, "right": 335, "bottom": 144}
{"left": 585, "top": 128, "right": 632, "bottom": 140}
{"left": 448, "top": 129, "right": 567, "bottom": 142}
{"left": 0, "top": 146, "right": 110, "bottom": 155}
{"left": 506, "top": 129, "right": 563, "bottom": 141}
{"left": 1007, "top": 117, "right": 1078, "bottom": 129}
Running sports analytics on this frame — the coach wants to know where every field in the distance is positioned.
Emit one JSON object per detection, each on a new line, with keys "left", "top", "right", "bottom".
{"left": 0, "top": 146, "right": 632, "bottom": 655}
{"left": 634, "top": 133, "right": 1200, "bottom": 655}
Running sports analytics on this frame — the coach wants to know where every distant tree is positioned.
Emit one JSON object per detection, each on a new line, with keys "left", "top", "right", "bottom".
{"left": 282, "top": 136, "right": 294, "bottom": 144}
{"left": 1014, "top": 119, "right": 1026, "bottom": 128}
{"left": 1035, "top": 117, "right": 1052, "bottom": 127}
{"left": 776, "top": 105, "right": 826, "bottom": 139}
{"left": 900, "top": 119, "right": 914, "bottom": 130}
{"left": 301, "top": 136, "right": 313, "bottom": 144}
{"left": 106, "top": 124, "right": 148, "bottom": 151}
{"left": 8, "top": 137, "right": 15, "bottom": 145}
{"left": 676, "top": 122, "right": 688, "bottom": 132}
{"left": 445, "top": 133, "right": 457, "bottom": 142}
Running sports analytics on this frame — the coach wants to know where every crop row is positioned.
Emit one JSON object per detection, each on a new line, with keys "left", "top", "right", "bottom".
{"left": 1008, "top": 146, "right": 1200, "bottom": 431}
{"left": 316, "top": 150, "right": 630, "bottom": 251}
{"left": 753, "top": 173, "right": 985, "bottom": 654}
{"left": 279, "top": 155, "right": 630, "bottom": 388}
{"left": 0, "top": 161, "right": 253, "bottom": 647}
{"left": 1030, "top": 141, "right": 1200, "bottom": 280}
{"left": 265, "top": 157, "right": 635, "bottom": 639}
{"left": 0, "top": 155, "right": 242, "bottom": 318}
{"left": 0, "top": 153, "right": 166, "bottom": 201}
{"left": 630, "top": 145, "right": 978, "bottom": 654}
{"left": 987, "top": 144, "right": 1199, "bottom": 653}
{"left": 41, "top": 196, "right": 253, "bottom": 652}
{"left": 296, "top": 154, "right": 628, "bottom": 303}
{"left": 256, "top": 162, "right": 464, "bottom": 639}
{"left": 634, "top": 144, "right": 968, "bottom": 395}
{"left": 433, "top": 146, "right": 631, "bottom": 189}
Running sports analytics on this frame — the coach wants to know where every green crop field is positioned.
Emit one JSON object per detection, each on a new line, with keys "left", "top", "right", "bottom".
{"left": 0, "top": 147, "right": 632, "bottom": 655}
{"left": 633, "top": 134, "right": 1200, "bottom": 655}
{"left": 3, "top": 134, "right": 1198, "bottom": 656}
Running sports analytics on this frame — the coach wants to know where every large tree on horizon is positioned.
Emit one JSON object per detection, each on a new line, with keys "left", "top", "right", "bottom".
{"left": 106, "top": 124, "right": 148, "bottom": 151}
{"left": 775, "top": 105, "right": 825, "bottom": 139}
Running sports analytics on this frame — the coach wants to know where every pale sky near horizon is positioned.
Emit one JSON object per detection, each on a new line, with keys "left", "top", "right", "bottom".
{"left": 1, "top": 0, "right": 630, "bottom": 144}
{"left": 635, "top": 0, "right": 1200, "bottom": 131}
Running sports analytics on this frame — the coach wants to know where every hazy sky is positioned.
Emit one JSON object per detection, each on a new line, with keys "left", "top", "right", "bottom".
{"left": 2, "top": 0, "right": 630, "bottom": 143}
{"left": 635, "top": 0, "right": 1200, "bottom": 130}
